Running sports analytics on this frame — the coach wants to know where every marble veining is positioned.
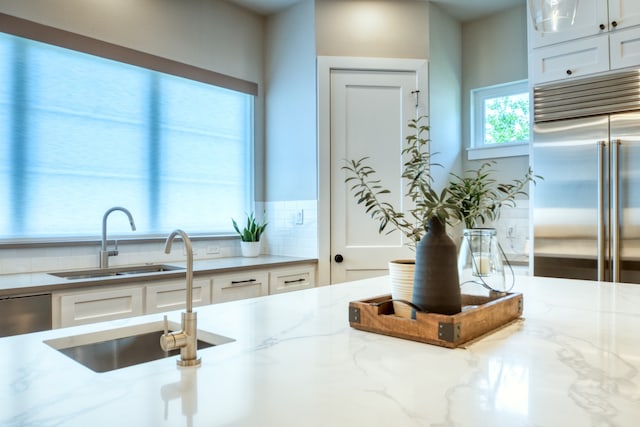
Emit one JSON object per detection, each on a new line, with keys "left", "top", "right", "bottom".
{"left": 1, "top": 275, "right": 639, "bottom": 426}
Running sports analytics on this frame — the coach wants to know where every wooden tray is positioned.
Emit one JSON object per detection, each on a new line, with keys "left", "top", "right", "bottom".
{"left": 348, "top": 292, "right": 523, "bottom": 348}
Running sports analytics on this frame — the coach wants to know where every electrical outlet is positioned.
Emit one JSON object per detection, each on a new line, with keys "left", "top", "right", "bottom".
{"left": 207, "top": 245, "right": 220, "bottom": 254}
{"left": 295, "top": 209, "right": 304, "bottom": 225}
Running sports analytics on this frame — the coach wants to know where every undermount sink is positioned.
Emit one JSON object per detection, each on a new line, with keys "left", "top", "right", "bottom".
{"left": 45, "top": 321, "right": 234, "bottom": 372}
{"left": 49, "top": 264, "right": 184, "bottom": 280}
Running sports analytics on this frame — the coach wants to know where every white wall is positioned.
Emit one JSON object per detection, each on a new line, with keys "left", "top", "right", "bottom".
{"left": 428, "top": 3, "right": 463, "bottom": 194}
{"left": 315, "top": 0, "right": 429, "bottom": 58}
{"left": 262, "top": 0, "right": 319, "bottom": 259}
{"left": 0, "top": 0, "right": 264, "bottom": 83}
{"left": 265, "top": 0, "right": 317, "bottom": 202}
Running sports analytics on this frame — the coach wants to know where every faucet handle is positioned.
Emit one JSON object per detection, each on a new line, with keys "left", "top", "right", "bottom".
{"left": 163, "top": 314, "right": 169, "bottom": 336}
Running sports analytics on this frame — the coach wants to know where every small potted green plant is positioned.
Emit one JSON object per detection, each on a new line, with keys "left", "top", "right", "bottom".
{"left": 232, "top": 211, "right": 267, "bottom": 257}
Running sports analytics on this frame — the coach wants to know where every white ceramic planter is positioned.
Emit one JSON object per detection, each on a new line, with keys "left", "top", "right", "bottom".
{"left": 388, "top": 259, "right": 415, "bottom": 318}
{"left": 240, "top": 241, "right": 261, "bottom": 257}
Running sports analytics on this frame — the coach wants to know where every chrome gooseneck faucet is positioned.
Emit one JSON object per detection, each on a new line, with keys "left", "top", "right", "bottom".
{"left": 160, "top": 229, "right": 201, "bottom": 368}
{"left": 100, "top": 206, "right": 136, "bottom": 268}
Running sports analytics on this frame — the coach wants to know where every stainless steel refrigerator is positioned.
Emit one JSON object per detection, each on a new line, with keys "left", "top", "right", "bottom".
{"left": 532, "top": 70, "right": 640, "bottom": 284}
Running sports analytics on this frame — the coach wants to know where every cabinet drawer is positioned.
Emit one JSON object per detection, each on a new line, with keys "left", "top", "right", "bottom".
{"left": 610, "top": 26, "right": 640, "bottom": 69}
{"left": 269, "top": 267, "right": 315, "bottom": 294}
{"left": 145, "top": 278, "right": 211, "bottom": 314}
{"left": 531, "top": 36, "right": 609, "bottom": 84}
{"left": 58, "top": 286, "right": 143, "bottom": 328}
{"left": 212, "top": 272, "right": 268, "bottom": 303}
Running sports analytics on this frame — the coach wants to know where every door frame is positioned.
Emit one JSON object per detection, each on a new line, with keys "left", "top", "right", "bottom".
{"left": 317, "top": 56, "right": 429, "bottom": 285}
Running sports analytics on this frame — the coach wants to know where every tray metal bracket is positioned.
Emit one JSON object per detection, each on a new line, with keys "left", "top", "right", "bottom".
{"left": 438, "top": 322, "right": 461, "bottom": 342}
{"left": 349, "top": 306, "right": 361, "bottom": 324}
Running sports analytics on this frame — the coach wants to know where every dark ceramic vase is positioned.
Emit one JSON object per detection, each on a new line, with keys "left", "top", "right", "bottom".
{"left": 412, "top": 216, "right": 462, "bottom": 315}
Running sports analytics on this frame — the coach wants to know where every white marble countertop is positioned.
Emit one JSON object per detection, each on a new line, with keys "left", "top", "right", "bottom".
{"left": 1, "top": 275, "right": 639, "bottom": 426}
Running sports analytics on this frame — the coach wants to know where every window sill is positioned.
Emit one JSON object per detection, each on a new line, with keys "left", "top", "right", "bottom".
{"left": 467, "top": 143, "right": 530, "bottom": 160}
{"left": 0, "top": 233, "right": 237, "bottom": 249}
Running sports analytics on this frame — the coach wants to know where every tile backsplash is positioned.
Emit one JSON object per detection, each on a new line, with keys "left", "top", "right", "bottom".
{"left": 0, "top": 200, "right": 319, "bottom": 276}
{"left": 1, "top": 198, "right": 523, "bottom": 275}
{"left": 0, "top": 238, "right": 240, "bottom": 275}
{"left": 484, "top": 200, "right": 530, "bottom": 264}
{"left": 260, "top": 200, "right": 318, "bottom": 259}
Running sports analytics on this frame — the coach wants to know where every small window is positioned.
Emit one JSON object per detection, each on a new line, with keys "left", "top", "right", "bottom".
{"left": 470, "top": 80, "right": 530, "bottom": 160}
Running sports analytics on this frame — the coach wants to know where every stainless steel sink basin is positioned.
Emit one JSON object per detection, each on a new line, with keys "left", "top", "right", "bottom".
{"left": 44, "top": 321, "right": 234, "bottom": 372}
{"left": 49, "top": 264, "right": 184, "bottom": 280}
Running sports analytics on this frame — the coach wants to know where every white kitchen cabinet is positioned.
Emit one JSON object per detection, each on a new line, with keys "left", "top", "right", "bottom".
{"left": 530, "top": 0, "right": 608, "bottom": 49}
{"left": 54, "top": 285, "right": 144, "bottom": 328}
{"left": 212, "top": 271, "right": 269, "bottom": 303}
{"left": 53, "top": 278, "right": 210, "bottom": 327}
{"left": 530, "top": 36, "right": 610, "bottom": 84}
{"left": 530, "top": 0, "right": 640, "bottom": 49}
{"left": 610, "top": 26, "right": 640, "bottom": 69}
{"left": 269, "top": 265, "right": 316, "bottom": 295}
{"left": 609, "top": 0, "right": 640, "bottom": 32}
{"left": 51, "top": 261, "right": 317, "bottom": 327}
{"left": 529, "top": 0, "right": 640, "bottom": 84}
{"left": 145, "top": 278, "right": 211, "bottom": 314}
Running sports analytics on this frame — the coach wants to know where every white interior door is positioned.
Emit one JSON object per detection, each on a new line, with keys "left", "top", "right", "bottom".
{"left": 330, "top": 69, "right": 422, "bottom": 283}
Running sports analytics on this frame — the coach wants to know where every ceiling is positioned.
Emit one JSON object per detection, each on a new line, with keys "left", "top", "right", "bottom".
{"left": 226, "top": 0, "right": 526, "bottom": 22}
{"left": 431, "top": 0, "right": 525, "bottom": 22}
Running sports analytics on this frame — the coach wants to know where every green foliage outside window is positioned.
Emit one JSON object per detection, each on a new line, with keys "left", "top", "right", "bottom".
{"left": 484, "top": 93, "right": 529, "bottom": 144}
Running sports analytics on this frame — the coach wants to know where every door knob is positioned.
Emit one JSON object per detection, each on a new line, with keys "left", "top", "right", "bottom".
{"left": 334, "top": 254, "right": 344, "bottom": 263}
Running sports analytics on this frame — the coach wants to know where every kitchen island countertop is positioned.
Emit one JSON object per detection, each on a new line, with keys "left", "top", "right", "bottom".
{"left": 1, "top": 275, "right": 639, "bottom": 426}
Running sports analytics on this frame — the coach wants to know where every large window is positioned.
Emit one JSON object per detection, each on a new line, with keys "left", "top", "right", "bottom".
{"left": 0, "top": 32, "right": 253, "bottom": 239}
{"left": 470, "top": 80, "right": 529, "bottom": 160}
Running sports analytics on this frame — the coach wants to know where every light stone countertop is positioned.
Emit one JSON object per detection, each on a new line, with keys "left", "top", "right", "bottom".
{"left": 1, "top": 275, "right": 639, "bottom": 426}
{"left": 0, "top": 255, "right": 317, "bottom": 297}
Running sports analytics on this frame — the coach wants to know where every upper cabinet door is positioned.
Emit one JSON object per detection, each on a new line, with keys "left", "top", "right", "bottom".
{"left": 530, "top": 0, "right": 609, "bottom": 49}
{"left": 609, "top": 0, "right": 640, "bottom": 30}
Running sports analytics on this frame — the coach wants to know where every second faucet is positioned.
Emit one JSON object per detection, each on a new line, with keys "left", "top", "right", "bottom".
{"left": 100, "top": 206, "right": 136, "bottom": 269}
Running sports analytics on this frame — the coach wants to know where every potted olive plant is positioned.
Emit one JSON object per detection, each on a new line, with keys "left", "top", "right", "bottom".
{"left": 232, "top": 211, "right": 268, "bottom": 257}
{"left": 344, "top": 116, "right": 538, "bottom": 315}
{"left": 344, "top": 116, "right": 456, "bottom": 316}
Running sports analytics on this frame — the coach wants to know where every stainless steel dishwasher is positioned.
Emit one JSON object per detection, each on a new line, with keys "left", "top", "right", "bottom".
{"left": 0, "top": 293, "right": 52, "bottom": 337}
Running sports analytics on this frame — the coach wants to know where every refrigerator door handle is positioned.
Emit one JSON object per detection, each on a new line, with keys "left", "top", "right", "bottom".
{"left": 611, "top": 139, "right": 621, "bottom": 282}
{"left": 597, "top": 140, "right": 607, "bottom": 281}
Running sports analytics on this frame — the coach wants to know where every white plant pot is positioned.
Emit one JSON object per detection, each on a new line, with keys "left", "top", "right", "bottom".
{"left": 241, "top": 241, "right": 261, "bottom": 257}
{"left": 388, "top": 259, "right": 415, "bottom": 318}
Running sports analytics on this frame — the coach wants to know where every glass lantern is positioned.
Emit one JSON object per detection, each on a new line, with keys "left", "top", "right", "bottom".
{"left": 458, "top": 228, "right": 513, "bottom": 293}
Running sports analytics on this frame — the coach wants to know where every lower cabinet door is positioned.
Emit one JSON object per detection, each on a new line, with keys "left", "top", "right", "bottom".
{"left": 269, "top": 266, "right": 316, "bottom": 294}
{"left": 57, "top": 286, "right": 144, "bottom": 328}
{"left": 212, "top": 272, "right": 269, "bottom": 303}
{"left": 145, "top": 278, "right": 211, "bottom": 314}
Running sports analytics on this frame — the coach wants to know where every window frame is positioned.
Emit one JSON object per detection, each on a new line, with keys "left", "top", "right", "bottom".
{"left": 469, "top": 80, "right": 530, "bottom": 160}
